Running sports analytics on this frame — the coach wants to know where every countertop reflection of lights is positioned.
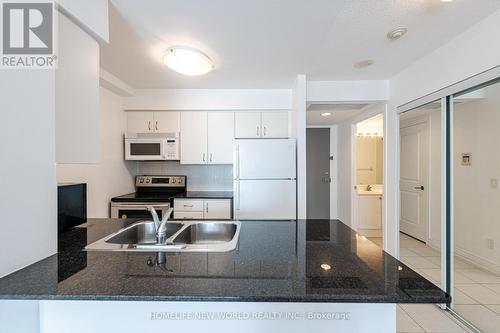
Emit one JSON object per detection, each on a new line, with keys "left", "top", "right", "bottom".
{"left": 320, "top": 263, "right": 332, "bottom": 271}
{"left": 163, "top": 46, "right": 215, "bottom": 76}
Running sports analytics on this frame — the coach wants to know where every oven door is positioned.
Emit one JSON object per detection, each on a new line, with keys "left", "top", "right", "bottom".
{"left": 111, "top": 203, "right": 170, "bottom": 220}
{"left": 125, "top": 138, "right": 167, "bottom": 161}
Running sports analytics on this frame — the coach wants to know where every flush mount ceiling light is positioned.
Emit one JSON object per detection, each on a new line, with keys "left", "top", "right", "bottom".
{"left": 163, "top": 47, "right": 215, "bottom": 76}
{"left": 387, "top": 27, "right": 408, "bottom": 40}
{"left": 321, "top": 112, "right": 332, "bottom": 116}
{"left": 353, "top": 59, "right": 374, "bottom": 69}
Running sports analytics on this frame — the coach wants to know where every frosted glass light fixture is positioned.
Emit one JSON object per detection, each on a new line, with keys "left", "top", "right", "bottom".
{"left": 163, "top": 47, "right": 214, "bottom": 76}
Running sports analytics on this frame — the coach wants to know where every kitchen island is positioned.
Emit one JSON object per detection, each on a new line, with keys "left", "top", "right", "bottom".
{"left": 0, "top": 219, "right": 449, "bottom": 333}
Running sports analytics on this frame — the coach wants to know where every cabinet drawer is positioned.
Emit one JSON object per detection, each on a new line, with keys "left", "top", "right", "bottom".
{"left": 174, "top": 199, "right": 204, "bottom": 211}
{"left": 174, "top": 211, "right": 204, "bottom": 219}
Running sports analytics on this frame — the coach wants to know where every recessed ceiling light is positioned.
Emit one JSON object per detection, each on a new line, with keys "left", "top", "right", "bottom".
{"left": 441, "top": 0, "right": 454, "bottom": 2}
{"left": 163, "top": 46, "right": 215, "bottom": 76}
{"left": 353, "top": 59, "right": 374, "bottom": 69}
{"left": 387, "top": 27, "right": 408, "bottom": 40}
{"left": 321, "top": 112, "right": 332, "bottom": 116}
{"left": 320, "top": 263, "right": 332, "bottom": 271}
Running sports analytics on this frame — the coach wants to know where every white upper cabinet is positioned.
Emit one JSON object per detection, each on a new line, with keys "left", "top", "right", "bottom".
{"left": 207, "top": 112, "right": 234, "bottom": 164}
{"left": 180, "top": 112, "right": 208, "bottom": 164}
{"left": 181, "top": 111, "right": 234, "bottom": 165}
{"left": 234, "top": 112, "right": 262, "bottom": 138}
{"left": 153, "top": 112, "right": 180, "bottom": 133}
{"left": 234, "top": 112, "right": 288, "bottom": 139}
{"left": 127, "top": 111, "right": 154, "bottom": 133}
{"left": 261, "top": 112, "right": 288, "bottom": 138}
{"left": 127, "top": 111, "right": 180, "bottom": 133}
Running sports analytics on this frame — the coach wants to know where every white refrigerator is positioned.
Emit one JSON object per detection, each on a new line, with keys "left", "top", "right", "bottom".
{"left": 233, "top": 139, "right": 297, "bottom": 220}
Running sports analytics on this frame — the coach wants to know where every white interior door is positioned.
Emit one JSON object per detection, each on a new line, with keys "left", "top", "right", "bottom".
{"left": 400, "top": 121, "right": 428, "bottom": 242}
{"left": 180, "top": 112, "right": 208, "bottom": 164}
{"left": 234, "top": 179, "right": 296, "bottom": 219}
{"left": 207, "top": 112, "right": 234, "bottom": 164}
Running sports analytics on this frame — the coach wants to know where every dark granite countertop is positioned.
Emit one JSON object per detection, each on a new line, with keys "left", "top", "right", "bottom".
{"left": 0, "top": 219, "right": 450, "bottom": 303}
{"left": 176, "top": 191, "right": 233, "bottom": 199}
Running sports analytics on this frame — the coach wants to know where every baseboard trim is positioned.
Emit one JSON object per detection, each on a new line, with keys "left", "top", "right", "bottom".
{"left": 454, "top": 246, "right": 500, "bottom": 276}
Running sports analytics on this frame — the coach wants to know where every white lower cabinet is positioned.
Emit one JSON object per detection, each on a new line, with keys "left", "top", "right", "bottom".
{"left": 174, "top": 199, "right": 232, "bottom": 219}
{"left": 358, "top": 195, "right": 382, "bottom": 230}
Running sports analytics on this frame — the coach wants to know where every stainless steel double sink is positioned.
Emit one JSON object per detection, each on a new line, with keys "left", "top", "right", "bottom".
{"left": 85, "top": 220, "right": 241, "bottom": 253}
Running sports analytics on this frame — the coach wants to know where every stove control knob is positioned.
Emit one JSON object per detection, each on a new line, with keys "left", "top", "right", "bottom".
{"left": 145, "top": 178, "right": 150, "bottom": 184}
{"left": 178, "top": 178, "right": 183, "bottom": 184}
{"left": 139, "top": 178, "right": 144, "bottom": 184}
{"left": 172, "top": 179, "right": 177, "bottom": 184}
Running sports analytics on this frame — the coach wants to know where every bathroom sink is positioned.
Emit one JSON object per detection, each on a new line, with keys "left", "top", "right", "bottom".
{"left": 85, "top": 220, "right": 241, "bottom": 253}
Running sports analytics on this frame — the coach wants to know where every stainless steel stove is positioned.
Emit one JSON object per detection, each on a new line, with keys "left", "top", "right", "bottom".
{"left": 110, "top": 175, "right": 186, "bottom": 219}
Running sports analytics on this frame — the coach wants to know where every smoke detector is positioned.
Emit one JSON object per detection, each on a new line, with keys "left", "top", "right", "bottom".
{"left": 387, "top": 27, "right": 408, "bottom": 40}
{"left": 353, "top": 59, "right": 374, "bottom": 69}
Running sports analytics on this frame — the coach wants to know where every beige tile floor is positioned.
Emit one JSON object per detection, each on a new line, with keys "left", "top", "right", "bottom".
{"left": 369, "top": 233, "right": 500, "bottom": 333}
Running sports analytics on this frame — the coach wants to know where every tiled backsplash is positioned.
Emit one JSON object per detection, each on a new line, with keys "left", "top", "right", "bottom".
{"left": 138, "top": 161, "right": 233, "bottom": 191}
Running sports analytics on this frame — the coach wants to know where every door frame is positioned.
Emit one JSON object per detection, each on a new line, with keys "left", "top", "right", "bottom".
{"left": 350, "top": 111, "right": 385, "bottom": 235}
{"left": 306, "top": 125, "right": 338, "bottom": 219}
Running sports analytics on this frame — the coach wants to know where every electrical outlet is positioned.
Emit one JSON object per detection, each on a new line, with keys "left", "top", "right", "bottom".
{"left": 491, "top": 179, "right": 498, "bottom": 189}
{"left": 486, "top": 238, "right": 495, "bottom": 250}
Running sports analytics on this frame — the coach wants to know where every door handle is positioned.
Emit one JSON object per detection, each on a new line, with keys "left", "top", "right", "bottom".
{"left": 256, "top": 126, "right": 260, "bottom": 137}
{"left": 263, "top": 126, "right": 267, "bottom": 136}
{"left": 414, "top": 186, "right": 424, "bottom": 190}
{"left": 203, "top": 153, "right": 206, "bottom": 163}
{"left": 148, "top": 121, "right": 151, "bottom": 131}
{"left": 209, "top": 153, "right": 213, "bottom": 163}
{"left": 155, "top": 121, "right": 158, "bottom": 131}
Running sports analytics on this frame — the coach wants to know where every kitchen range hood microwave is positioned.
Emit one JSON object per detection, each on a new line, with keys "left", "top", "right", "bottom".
{"left": 125, "top": 132, "right": 179, "bottom": 161}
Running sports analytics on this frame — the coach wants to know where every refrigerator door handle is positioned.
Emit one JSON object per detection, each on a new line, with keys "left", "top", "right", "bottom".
{"left": 235, "top": 145, "right": 240, "bottom": 179}
{"left": 235, "top": 181, "right": 240, "bottom": 210}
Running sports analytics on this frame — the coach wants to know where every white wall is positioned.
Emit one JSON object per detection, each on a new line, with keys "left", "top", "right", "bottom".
{"left": 293, "top": 75, "right": 307, "bottom": 219}
{"left": 386, "top": 8, "right": 500, "bottom": 256}
{"left": 453, "top": 85, "right": 500, "bottom": 274}
{"left": 56, "top": 0, "right": 109, "bottom": 43}
{"left": 0, "top": 70, "right": 57, "bottom": 277}
{"left": 57, "top": 88, "right": 136, "bottom": 218}
{"left": 56, "top": 13, "right": 100, "bottom": 163}
{"left": 122, "top": 89, "right": 292, "bottom": 110}
{"left": 307, "top": 80, "right": 389, "bottom": 103}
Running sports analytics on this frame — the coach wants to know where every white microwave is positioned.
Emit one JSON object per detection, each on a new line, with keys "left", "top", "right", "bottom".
{"left": 125, "top": 133, "right": 179, "bottom": 161}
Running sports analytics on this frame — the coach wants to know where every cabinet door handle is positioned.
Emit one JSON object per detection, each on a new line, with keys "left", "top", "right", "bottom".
{"left": 183, "top": 204, "right": 194, "bottom": 208}
{"left": 206, "top": 203, "right": 209, "bottom": 213}
{"left": 155, "top": 121, "right": 158, "bottom": 131}
{"left": 148, "top": 121, "right": 151, "bottom": 131}
{"left": 209, "top": 153, "right": 213, "bottom": 163}
{"left": 203, "top": 153, "right": 206, "bottom": 162}
{"left": 263, "top": 126, "right": 267, "bottom": 136}
{"left": 256, "top": 126, "right": 260, "bottom": 137}
{"left": 414, "top": 186, "right": 424, "bottom": 190}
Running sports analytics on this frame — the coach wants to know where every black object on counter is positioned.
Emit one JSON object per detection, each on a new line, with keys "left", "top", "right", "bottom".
{"left": 57, "top": 183, "right": 87, "bottom": 233}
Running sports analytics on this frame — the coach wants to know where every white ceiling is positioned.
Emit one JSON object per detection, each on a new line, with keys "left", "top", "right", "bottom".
{"left": 102, "top": 0, "right": 500, "bottom": 89}
{"left": 306, "top": 103, "right": 369, "bottom": 125}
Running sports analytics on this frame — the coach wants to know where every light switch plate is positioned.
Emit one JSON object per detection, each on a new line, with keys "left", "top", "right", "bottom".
{"left": 461, "top": 153, "right": 471, "bottom": 166}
